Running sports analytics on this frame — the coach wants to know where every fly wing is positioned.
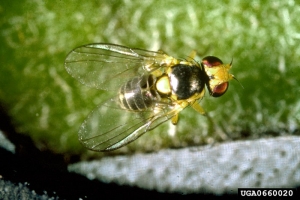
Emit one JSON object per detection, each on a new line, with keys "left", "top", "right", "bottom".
{"left": 78, "top": 97, "right": 183, "bottom": 151}
{"left": 65, "top": 43, "right": 178, "bottom": 91}
{"left": 65, "top": 43, "right": 183, "bottom": 151}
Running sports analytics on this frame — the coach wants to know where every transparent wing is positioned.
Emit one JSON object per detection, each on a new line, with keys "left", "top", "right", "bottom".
{"left": 65, "top": 43, "right": 178, "bottom": 91}
{"left": 78, "top": 97, "right": 183, "bottom": 151}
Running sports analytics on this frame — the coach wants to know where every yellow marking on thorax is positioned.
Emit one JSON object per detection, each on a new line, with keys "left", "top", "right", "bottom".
{"left": 156, "top": 75, "right": 171, "bottom": 95}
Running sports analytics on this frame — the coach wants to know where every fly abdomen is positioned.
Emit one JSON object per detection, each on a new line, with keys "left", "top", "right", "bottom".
{"left": 119, "top": 75, "right": 158, "bottom": 111}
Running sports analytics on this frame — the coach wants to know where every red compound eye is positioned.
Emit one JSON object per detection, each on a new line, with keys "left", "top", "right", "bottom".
{"left": 201, "top": 56, "right": 223, "bottom": 68}
{"left": 211, "top": 82, "right": 229, "bottom": 97}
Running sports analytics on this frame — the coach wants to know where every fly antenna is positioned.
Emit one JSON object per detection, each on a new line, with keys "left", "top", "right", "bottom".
{"left": 233, "top": 76, "right": 244, "bottom": 89}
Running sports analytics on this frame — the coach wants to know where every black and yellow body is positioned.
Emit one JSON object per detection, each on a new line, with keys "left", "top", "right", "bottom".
{"left": 118, "top": 55, "right": 233, "bottom": 126}
{"left": 65, "top": 43, "right": 235, "bottom": 151}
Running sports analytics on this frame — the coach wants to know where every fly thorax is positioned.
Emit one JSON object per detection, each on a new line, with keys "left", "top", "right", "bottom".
{"left": 169, "top": 64, "right": 205, "bottom": 100}
{"left": 155, "top": 75, "right": 172, "bottom": 96}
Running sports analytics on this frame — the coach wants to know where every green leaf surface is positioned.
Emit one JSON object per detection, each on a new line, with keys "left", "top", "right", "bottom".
{"left": 0, "top": 0, "right": 299, "bottom": 156}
